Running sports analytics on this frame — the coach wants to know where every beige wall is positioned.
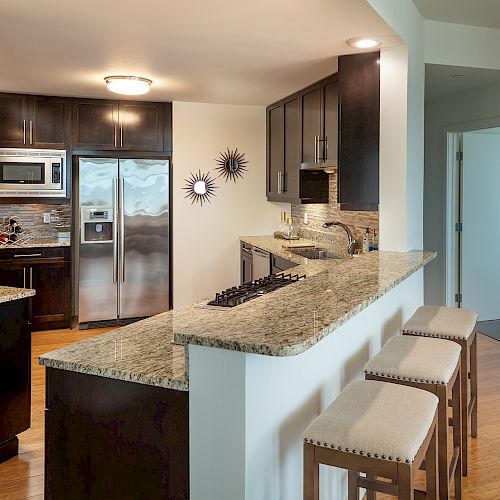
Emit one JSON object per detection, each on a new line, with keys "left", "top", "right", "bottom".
{"left": 172, "top": 101, "right": 289, "bottom": 308}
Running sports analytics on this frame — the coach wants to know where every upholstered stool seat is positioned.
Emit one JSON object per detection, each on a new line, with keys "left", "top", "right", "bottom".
{"left": 402, "top": 305, "right": 477, "bottom": 339}
{"left": 303, "top": 380, "right": 439, "bottom": 500}
{"left": 402, "top": 305, "right": 478, "bottom": 477}
{"left": 364, "top": 335, "right": 461, "bottom": 385}
{"left": 364, "top": 336, "right": 463, "bottom": 499}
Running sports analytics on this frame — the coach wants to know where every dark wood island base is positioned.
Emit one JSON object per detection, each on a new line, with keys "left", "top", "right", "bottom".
{"left": 0, "top": 436, "right": 19, "bottom": 463}
{"left": 45, "top": 368, "right": 189, "bottom": 500}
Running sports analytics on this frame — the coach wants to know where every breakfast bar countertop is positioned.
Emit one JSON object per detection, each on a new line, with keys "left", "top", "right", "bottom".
{"left": 39, "top": 236, "right": 435, "bottom": 390}
{"left": 0, "top": 285, "right": 36, "bottom": 304}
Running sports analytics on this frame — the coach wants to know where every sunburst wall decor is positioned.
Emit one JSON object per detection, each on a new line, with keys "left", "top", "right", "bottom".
{"left": 215, "top": 148, "right": 248, "bottom": 183}
{"left": 182, "top": 170, "right": 218, "bottom": 206}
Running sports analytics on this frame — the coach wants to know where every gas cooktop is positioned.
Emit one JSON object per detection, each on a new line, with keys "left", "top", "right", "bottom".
{"left": 198, "top": 273, "right": 306, "bottom": 309}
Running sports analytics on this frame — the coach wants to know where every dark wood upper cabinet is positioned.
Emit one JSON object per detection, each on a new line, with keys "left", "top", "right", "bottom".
{"left": 72, "top": 98, "right": 170, "bottom": 152}
{"left": 0, "top": 94, "right": 70, "bottom": 149}
{"left": 119, "top": 101, "right": 164, "bottom": 151}
{"left": 0, "top": 93, "right": 29, "bottom": 148}
{"left": 266, "top": 93, "right": 301, "bottom": 203}
{"left": 72, "top": 98, "right": 119, "bottom": 150}
{"left": 299, "top": 83, "right": 322, "bottom": 164}
{"left": 267, "top": 102, "right": 284, "bottom": 200}
{"left": 30, "top": 96, "right": 70, "bottom": 148}
{"left": 338, "top": 51, "right": 380, "bottom": 211}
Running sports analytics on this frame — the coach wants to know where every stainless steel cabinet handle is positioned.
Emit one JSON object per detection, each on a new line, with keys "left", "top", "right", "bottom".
{"left": 30, "top": 267, "right": 33, "bottom": 288}
{"left": 29, "top": 120, "right": 33, "bottom": 145}
{"left": 114, "top": 123, "right": 118, "bottom": 147}
{"left": 23, "top": 267, "right": 26, "bottom": 288}
{"left": 120, "top": 126, "right": 123, "bottom": 147}
{"left": 242, "top": 247, "right": 252, "bottom": 254}
{"left": 277, "top": 171, "right": 282, "bottom": 195}
{"left": 112, "top": 178, "right": 118, "bottom": 283}
{"left": 23, "top": 120, "right": 27, "bottom": 144}
{"left": 314, "top": 136, "right": 319, "bottom": 163}
{"left": 119, "top": 178, "right": 125, "bottom": 282}
{"left": 15, "top": 253, "right": 42, "bottom": 258}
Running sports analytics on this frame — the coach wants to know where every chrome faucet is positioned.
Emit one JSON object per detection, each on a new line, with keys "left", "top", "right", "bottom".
{"left": 322, "top": 221, "right": 356, "bottom": 256}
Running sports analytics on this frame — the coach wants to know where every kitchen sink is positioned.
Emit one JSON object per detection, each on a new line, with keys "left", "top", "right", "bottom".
{"left": 288, "top": 247, "right": 343, "bottom": 260}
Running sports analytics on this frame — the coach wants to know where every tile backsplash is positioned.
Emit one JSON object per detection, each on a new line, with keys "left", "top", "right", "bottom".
{"left": 0, "top": 204, "right": 71, "bottom": 238}
{"left": 291, "top": 167, "right": 379, "bottom": 252}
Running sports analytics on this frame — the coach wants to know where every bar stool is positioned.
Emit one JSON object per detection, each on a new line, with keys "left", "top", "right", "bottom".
{"left": 402, "top": 305, "right": 478, "bottom": 476}
{"left": 303, "top": 380, "right": 439, "bottom": 500}
{"left": 364, "top": 335, "right": 462, "bottom": 499}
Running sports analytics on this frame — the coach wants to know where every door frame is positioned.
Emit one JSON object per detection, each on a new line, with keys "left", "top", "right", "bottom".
{"left": 445, "top": 117, "right": 500, "bottom": 307}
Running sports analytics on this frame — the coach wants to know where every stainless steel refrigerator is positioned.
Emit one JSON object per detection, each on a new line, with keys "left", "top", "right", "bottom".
{"left": 78, "top": 158, "right": 169, "bottom": 324}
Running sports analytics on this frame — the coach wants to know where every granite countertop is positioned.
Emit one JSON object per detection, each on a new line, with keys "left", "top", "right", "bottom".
{"left": 39, "top": 313, "right": 188, "bottom": 391}
{"left": 0, "top": 238, "right": 70, "bottom": 250}
{"left": 0, "top": 285, "right": 36, "bottom": 304}
{"left": 39, "top": 236, "right": 435, "bottom": 389}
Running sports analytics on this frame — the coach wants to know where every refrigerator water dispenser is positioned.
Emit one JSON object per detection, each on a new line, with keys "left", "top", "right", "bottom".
{"left": 81, "top": 207, "right": 114, "bottom": 243}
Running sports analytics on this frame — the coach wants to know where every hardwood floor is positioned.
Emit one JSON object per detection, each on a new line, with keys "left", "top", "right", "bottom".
{"left": 0, "top": 331, "right": 499, "bottom": 499}
{"left": 0, "top": 328, "right": 110, "bottom": 500}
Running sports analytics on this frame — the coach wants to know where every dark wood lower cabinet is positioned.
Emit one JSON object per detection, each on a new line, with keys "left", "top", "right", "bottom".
{"left": 0, "top": 247, "right": 71, "bottom": 331}
{"left": 45, "top": 368, "right": 189, "bottom": 500}
{"left": 0, "top": 298, "right": 31, "bottom": 463}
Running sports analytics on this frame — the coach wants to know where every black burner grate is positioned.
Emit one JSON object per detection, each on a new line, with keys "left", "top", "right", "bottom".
{"left": 207, "top": 273, "right": 305, "bottom": 308}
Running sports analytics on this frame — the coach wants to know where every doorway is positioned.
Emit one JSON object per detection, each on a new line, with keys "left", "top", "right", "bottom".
{"left": 448, "top": 128, "right": 500, "bottom": 340}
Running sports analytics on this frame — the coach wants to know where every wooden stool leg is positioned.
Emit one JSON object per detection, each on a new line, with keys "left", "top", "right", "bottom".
{"left": 397, "top": 463, "right": 414, "bottom": 500}
{"left": 348, "top": 470, "right": 360, "bottom": 500}
{"left": 303, "top": 443, "right": 319, "bottom": 500}
{"left": 436, "top": 385, "right": 450, "bottom": 499}
{"left": 365, "top": 474, "right": 376, "bottom": 500}
{"left": 459, "top": 340, "right": 469, "bottom": 476}
{"left": 425, "top": 421, "right": 438, "bottom": 500}
{"left": 452, "top": 369, "right": 463, "bottom": 500}
{"left": 471, "top": 332, "right": 478, "bottom": 438}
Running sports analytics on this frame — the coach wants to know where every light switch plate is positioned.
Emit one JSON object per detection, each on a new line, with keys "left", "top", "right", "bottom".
{"left": 43, "top": 213, "right": 51, "bottom": 223}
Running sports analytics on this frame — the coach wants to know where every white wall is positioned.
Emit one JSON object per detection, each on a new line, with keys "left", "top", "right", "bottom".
{"left": 367, "top": 0, "right": 426, "bottom": 251}
{"left": 189, "top": 270, "right": 423, "bottom": 500}
{"left": 424, "top": 82, "right": 500, "bottom": 305}
{"left": 172, "top": 102, "right": 289, "bottom": 307}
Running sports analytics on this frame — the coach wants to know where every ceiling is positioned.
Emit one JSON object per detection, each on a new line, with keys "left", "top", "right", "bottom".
{"left": 0, "top": 0, "right": 401, "bottom": 105}
{"left": 413, "top": 0, "right": 500, "bottom": 30}
{"left": 425, "top": 64, "right": 500, "bottom": 102}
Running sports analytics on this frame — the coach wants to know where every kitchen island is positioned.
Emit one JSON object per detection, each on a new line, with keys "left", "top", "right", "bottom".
{"left": 40, "top": 241, "right": 435, "bottom": 500}
{"left": 0, "top": 286, "right": 35, "bottom": 463}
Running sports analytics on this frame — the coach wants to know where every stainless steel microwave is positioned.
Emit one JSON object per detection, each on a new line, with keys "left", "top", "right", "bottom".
{"left": 0, "top": 149, "right": 66, "bottom": 197}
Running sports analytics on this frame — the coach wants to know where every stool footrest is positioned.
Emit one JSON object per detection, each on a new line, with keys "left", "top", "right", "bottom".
{"left": 468, "top": 394, "right": 477, "bottom": 417}
{"left": 449, "top": 445, "right": 460, "bottom": 482}
{"left": 358, "top": 476, "right": 397, "bottom": 496}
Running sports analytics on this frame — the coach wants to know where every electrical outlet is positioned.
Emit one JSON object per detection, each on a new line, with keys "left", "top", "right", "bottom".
{"left": 304, "top": 212, "right": 308, "bottom": 225}
{"left": 43, "top": 213, "right": 51, "bottom": 224}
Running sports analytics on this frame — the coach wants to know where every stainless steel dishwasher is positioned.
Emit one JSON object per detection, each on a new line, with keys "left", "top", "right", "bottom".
{"left": 252, "top": 247, "right": 271, "bottom": 279}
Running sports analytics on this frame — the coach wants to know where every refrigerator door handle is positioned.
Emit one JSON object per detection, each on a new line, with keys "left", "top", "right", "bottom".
{"left": 112, "top": 178, "right": 119, "bottom": 283}
{"left": 119, "top": 178, "right": 125, "bottom": 282}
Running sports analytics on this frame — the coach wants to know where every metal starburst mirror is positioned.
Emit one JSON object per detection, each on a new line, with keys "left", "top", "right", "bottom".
{"left": 182, "top": 170, "right": 218, "bottom": 206}
{"left": 215, "top": 148, "right": 248, "bottom": 182}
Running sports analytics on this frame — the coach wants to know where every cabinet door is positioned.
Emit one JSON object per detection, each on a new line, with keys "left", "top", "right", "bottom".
{"left": 266, "top": 103, "right": 284, "bottom": 200}
{"left": 30, "top": 96, "right": 70, "bottom": 148}
{"left": 283, "top": 95, "right": 300, "bottom": 201}
{"left": 0, "top": 262, "right": 24, "bottom": 288}
{"left": 323, "top": 78, "right": 338, "bottom": 165}
{"left": 0, "top": 93, "right": 29, "bottom": 148}
{"left": 338, "top": 52, "right": 380, "bottom": 211}
{"left": 30, "top": 261, "right": 70, "bottom": 330}
{"left": 118, "top": 101, "right": 164, "bottom": 151}
{"left": 241, "top": 243, "right": 253, "bottom": 284}
{"left": 72, "top": 99, "right": 118, "bottom": 150}
{"left": 300, "top": 84, "right": 322, "bottom": 163}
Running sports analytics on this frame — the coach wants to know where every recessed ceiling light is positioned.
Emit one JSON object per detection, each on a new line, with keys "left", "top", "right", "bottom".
{"left": 104, "top": 76, "right": 152, "bottom": 95}
{"left": 346, "top": 38, "right": 382, "bottom": 49}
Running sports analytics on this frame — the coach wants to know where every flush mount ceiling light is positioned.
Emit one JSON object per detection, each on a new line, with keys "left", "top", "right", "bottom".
{"left": 346, "top": 38, "right": 382, "bottom": 49}
{"left": 104, "top": 76, "right": 152, "bottom": 95}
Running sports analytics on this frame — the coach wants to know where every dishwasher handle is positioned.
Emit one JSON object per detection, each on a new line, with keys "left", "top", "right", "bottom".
{"left": 252, "top": 248, "right": 270, "bottom": 258}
